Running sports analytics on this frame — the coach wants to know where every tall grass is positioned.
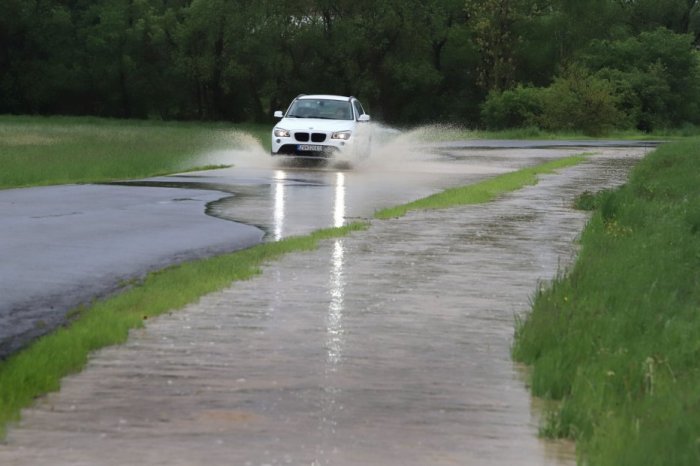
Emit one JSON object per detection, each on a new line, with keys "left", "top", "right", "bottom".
{"left": 0, "top": 115, "right": 271, "bottom": 189}
{"left": 400, "top": 124, "right": 688, "bottom": 142}
{"left": 513, "top": 138, "right": 700, "bottom": 465}
{"left": 0, "top": 222, "right": 369, "bottom": 437}
{"left": 467, "top": 126, "right": 699, "bottom": 140}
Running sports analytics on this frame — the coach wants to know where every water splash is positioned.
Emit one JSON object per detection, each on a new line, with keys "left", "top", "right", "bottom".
{"left": 196, "top": 124, "right": 477, "bottom": 174}
{"left": 356, "top": 124, "right": 479, "bottom": 175}
{"left": 195, "top": 130, "right": 274, "bottom": 169}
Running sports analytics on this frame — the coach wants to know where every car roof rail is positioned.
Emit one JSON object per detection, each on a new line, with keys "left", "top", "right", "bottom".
{"left": 348, "top": 96, "right": 354, "bottom": 101}
{"left": 295, "top": 94, "right": 306, "bottom": 100}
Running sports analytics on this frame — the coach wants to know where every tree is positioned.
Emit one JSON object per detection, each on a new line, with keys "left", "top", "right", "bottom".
{"left": 584, "top": 27, "right": 700, "bottom": 129}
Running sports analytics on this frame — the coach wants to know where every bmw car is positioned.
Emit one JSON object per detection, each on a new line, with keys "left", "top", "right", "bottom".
{"left": 271, "top": 94, "right": 372, "bottom": 160}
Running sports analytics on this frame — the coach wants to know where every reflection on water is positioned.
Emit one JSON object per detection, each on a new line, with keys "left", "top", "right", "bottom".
{"left": 318, "top": 173, "right": 347, "bottom": 463}
{"left": 327, "top": 173, "right": 346, "bottom": 368}
{"left": 333, "top": 172, "right": 345, "bottom": 229}
{"left": 326, "top": 240, "right": 345, "bottom": 367}
{"left": 273, "top": 170, "right": 286, "bottom": 240}
{"left": 273, "top": 169, "right": 348, "bottom": 369}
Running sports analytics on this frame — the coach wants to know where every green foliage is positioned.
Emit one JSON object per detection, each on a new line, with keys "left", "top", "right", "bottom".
{"left": 513, "top": 138, "right": 700, "bottom": 464}
{"left": 538, "top": 66, "right": 625, "bottom": 136}
{"left": 0, "top": 0, "right": 480, "bottom": 124}
{"left": 480, "top": 25, "right": 700, "bottom": 135}
{"left": 464, "top": 0, "right": 524, "bottom": 92}
{"left": 585, "top": 27, "right": 700, "bottom": 131}
{"left": 574, "top": 190, "right": 599, "bottom": 211}
{"left": 1, "top": 1, "right": 700, "bottom": 128}
{"left": 482, "top": 67, "right": 626, "bottom": 136}
{"left": 481, "top": 85, "right": 543, "bottom": 129}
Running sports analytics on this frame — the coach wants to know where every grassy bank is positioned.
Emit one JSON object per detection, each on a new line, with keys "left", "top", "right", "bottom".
{"left": 0, "top": 115, "right": 270, "bottom": 189}
{"left": 405, "top": 124, "right": 696, "bottom": 143}
{"left": 468, "top": 126, "right": 700, "bottom": 140}
{"left": 513, "top": 138, "right": 700, "bottom": 465}
{"left": 0, "top": 222, "right": 369, "bottom": 437}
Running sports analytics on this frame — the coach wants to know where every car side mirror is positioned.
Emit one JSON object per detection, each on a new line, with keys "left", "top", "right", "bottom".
{"left": 274, "top": 110, "right": 284, "bottom": 118}
{"left": 358, "top": 114, "right": 371, "bottom": 122}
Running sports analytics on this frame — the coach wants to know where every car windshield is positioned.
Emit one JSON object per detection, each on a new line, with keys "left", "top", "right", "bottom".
{"left": 287, "top": 99, "right": 353, "bottom": 120}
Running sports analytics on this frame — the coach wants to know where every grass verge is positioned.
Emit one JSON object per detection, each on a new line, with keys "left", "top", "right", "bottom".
{"left": 467, "top": 126, "right": 698, "bottom": 140}
{"left": 0, "top": 222, "right": 368, "bottom": 438}
{"left": 407, "top": 124, "right": 696, "bottom": 142}
{"left": 513, "top": 137, "right": 700, "bottom": 465}
{"left": 374, "top": 154, "right": 589, "bottom": 219}
{"left": 0, "top": 115, "right": 271, "bottom": 189}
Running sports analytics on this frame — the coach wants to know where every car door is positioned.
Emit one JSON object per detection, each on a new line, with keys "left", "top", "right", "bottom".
{"left": 352, "top": 99, "right": 372, "bottom": 157}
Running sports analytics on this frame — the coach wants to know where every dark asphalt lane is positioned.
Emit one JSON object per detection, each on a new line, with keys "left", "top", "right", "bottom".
{"left": 431, "top": 139, "right": 662, "bottom": 150}
{"left": 0, "top": 184, "right": 263, "bottom": 358}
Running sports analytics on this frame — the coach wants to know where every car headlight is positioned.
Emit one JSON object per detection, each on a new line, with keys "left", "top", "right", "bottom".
{"left": 331, "top": 130, "right": 352, "bottom": 140}
{"left": 274, "top": 128, "right": 290, "bottom": 138}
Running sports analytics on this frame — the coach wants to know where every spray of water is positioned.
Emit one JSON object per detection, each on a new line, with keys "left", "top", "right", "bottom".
{"left": 196, "top": 123, "right": 478, "bottom": 174}
{"left": 195, "top": 130, "right": 275, "bottom": 169}
{"left": 354, "top": 123, "right": 477, "bottom": 174}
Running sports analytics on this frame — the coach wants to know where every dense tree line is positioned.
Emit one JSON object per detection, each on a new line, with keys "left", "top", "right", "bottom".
{"left": 1, "top": 0, "right": 699, "bottom": 131}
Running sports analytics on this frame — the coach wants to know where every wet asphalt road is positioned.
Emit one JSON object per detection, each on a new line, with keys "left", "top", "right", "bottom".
{"left": 0, "top": 143, "right": 649, "bottom": 465}
{"left": 0, "top": 185, "right": 263, "bottom": 357}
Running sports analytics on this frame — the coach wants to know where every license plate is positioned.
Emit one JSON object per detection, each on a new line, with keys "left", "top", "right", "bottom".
{"left": 297, "top": 144, "right": 325, "bottom": 152}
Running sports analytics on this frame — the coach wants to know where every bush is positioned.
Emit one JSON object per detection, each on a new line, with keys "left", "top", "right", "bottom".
{"left": 480, "top": 85, "right": 544, "bottom": 129}
{"left": 537, "top": 66, "right": 626, "bottom": 136}
{"left": 481, "top": 68, "right": 628, "bottom": 135}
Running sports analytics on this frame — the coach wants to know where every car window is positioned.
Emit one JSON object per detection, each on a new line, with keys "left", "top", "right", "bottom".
{"left": 353, "top": 100, "right": 365, "bottom": 119}
{"left": 287, "top": 99, "right": 353, "bottom": 120}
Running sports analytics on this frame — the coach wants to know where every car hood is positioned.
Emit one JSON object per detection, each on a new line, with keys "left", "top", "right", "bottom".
{"left": 276, "top": 118, "right": 354, "bottom": 132}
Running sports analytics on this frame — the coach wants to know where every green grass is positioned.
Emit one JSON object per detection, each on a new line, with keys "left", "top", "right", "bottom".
{"left": 0, "top": 115, "right": 271, "bottom": 189}
{"left": 374, "top": 154, "right": 590, "bottom": 219}
{"left": 513, "top": 137, "right": 700, "bottom": 465}
{"left": 407, "top": 124, "right": 694, "bottom": 142}
{"left": 468, "top": 127, "right": 695, "bottom": 140}
{"left": 0, "top": 221, "right": 369, "bottom": 437}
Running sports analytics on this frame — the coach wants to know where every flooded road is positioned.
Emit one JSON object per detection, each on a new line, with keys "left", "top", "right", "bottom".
{"left": 0, "top": 135, "right": 614, "bottom": 356}
{"left": 0, "top": 144, "right": 647, "bottom": 465}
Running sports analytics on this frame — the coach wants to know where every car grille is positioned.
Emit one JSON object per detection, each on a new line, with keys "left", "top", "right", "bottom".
{"left": 294, "top": 132, "right": 327, "bottom": 143}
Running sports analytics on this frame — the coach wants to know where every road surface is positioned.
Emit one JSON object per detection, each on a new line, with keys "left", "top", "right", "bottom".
{"left": 0, "top": 143, "right": 648, "bottom": 464}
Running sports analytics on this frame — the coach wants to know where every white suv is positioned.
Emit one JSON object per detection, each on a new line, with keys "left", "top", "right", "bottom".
{"left": 271, "top": 94, "right": 371, "bottom": 159}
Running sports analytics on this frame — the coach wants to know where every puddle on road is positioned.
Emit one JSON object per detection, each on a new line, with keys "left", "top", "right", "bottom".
{"left": 0, "top": 149, "right": 645, "bottom": 465}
